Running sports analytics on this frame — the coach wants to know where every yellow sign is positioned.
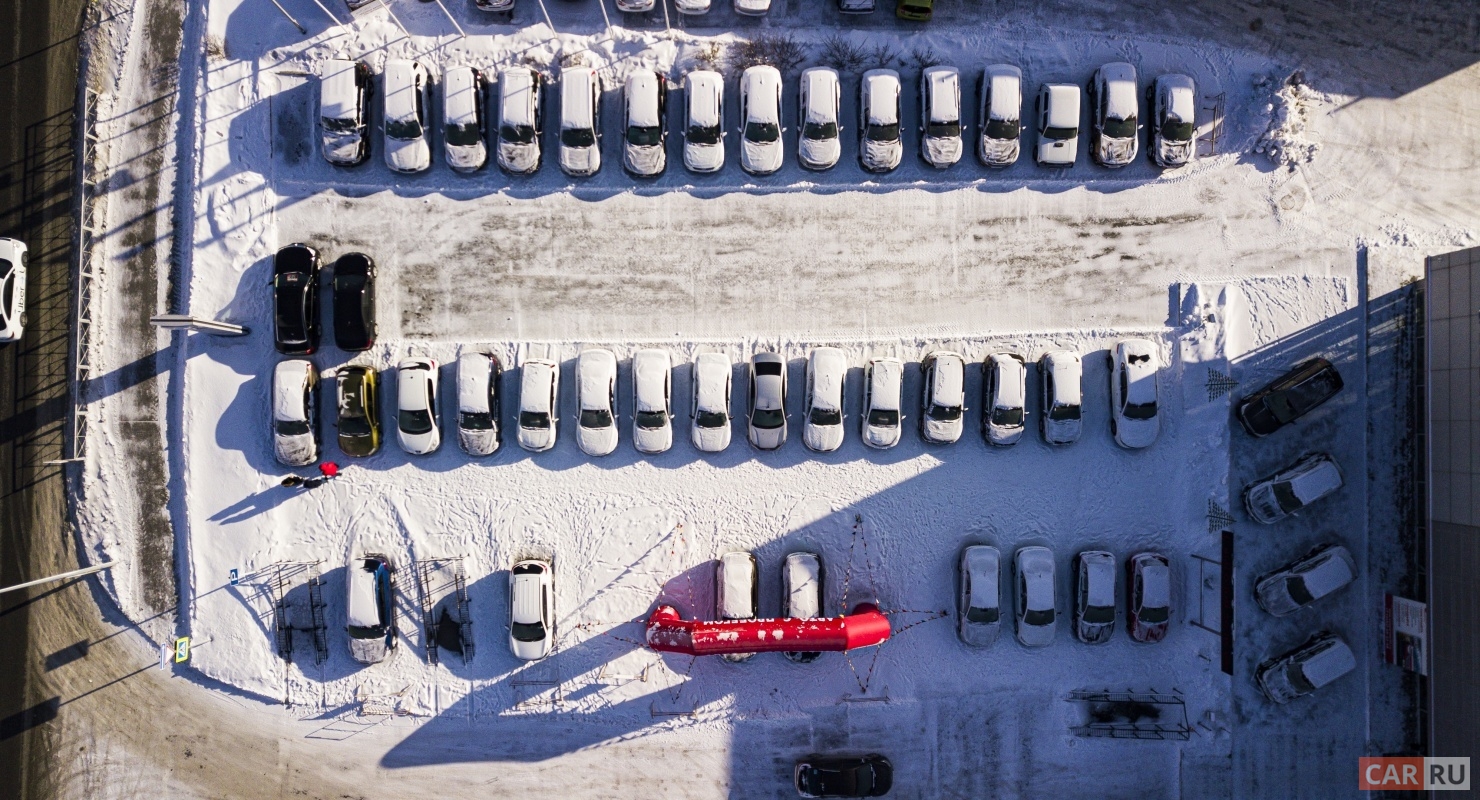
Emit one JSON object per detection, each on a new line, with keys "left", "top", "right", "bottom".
{"left": 173, "top": 636, "right": 190, "bottom": 663}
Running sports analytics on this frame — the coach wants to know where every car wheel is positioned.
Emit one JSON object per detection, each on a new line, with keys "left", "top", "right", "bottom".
{"left": 19, "top": 312, "right": 27, "bottom": 327}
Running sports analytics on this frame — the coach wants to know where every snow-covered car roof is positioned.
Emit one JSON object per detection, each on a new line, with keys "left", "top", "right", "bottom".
{"left": 384, "top": 60, "right": 423, "bottom": 122}
{"left": 320, "top": 59, "right": 360, "bottom": 121}
{"left": 741, "top": 66, "right": 781, "bottom": 122}
{"left": 273, "top": 360, "right": 313, "bottom": 422}
{"left": 560, "top": 67, "right": 597, "bottom": 127}
{"left": 984, "top": 64, "right": 1021, "bottom": 121}
{"left": 1119, "top": 339, "right": 1159, "bottom": 405}
{"left": 868, "top": 358, "right": 902, "bottom": 410}
{"left": 1099, "top": 62, "right": 1139, "bottom": 121}
{"left": 686, "top": 71, "right": 723, "bottom": 128}
{"left": 510, "top": 561, "right": 546, "bottom": 625}
{"left": 923, "top": 66, "right": 960, "bottom": 123}
{"left": 346, "top": 557, "right": 386, "bottom": 629}
{"left": 634, "top": 349, "right": 670, "bottom": 411}
{"left": 929, "top": 352, "right": 964, "bottom": 401}
{"left": 626, "top": 71, "right": 663, "bottom": 127}
{"left": 578, "top": 349, "right": 616, "bottom": 409}
{"left": 1290, "top": 456, "right": 1343, "bottom": 502}
{"left": 520, "top": 359, "right": 557, "bottom": 412}
{"left": 694, "top": 353, "right": 730, "bottom": 412}
{"left": 1301, "top": 637, "right": 1356, "bottom": 689}
{"left": 443, "top": 66, "right": 479, "bottom": 126}
{"left": 989, "top": 354, "right": 1025, "bottom": 407}
{"left": 397, "top": 358, "right": 434, "bottom": 410}
{"left": 718, "top": 552, "right": 756, "bottom": 619}
{"left": 500, "top": 68, "right": 539, "bottom": 128}
{"left": 1137, "top": 557, "right": 1171, "bottom": 609}
{"left": 1019, "top": 547, "right": 1054, "bottom": 610}
{"left": 809, "top": 348, "right": 847, "bottom": 411}
{"left": 1042, "top": 350, "right": 1082, "bottom": 406}
{"left": 862, "top": 70, "right": 900, "bottom": 125}
{"left": 1043, "top": 84, "right": 1080, "bottom": 129}
{"left": 457, "top": 352, "right": 492, "bottom": 413}
{"left": 1160, "top": 73, "right": 1196, "bottom": 125}
{"left": 800, "top": 67, "right": 838, "bottom": 123}
{"left": 1303, "top": 547, "right": 1356, "bottom": 598}
{"left": 963, "top": 545, "right": 999, "bottom": 607}
{"left": 784, "top": 552, "right": 821, "bottom": 619}
{"left": 1081, "top": 551, "right": 1116, "bottom": 608}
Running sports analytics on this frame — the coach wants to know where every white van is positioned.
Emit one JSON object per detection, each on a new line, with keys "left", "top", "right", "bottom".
{"left": 715, "top": 551, "right": 758, "bottom": 662}
{"left": 558, "top": 67, "right": 602, "bottom": 176}
{"left": 497, "top": 67, "right": 543, "bottom": 174}
{"left": 623, "top": 70, "right": 667, "bottom": 176}
{"left": 319, "top": 59, "right": 370, "bottom": 166}
{"left": 456, "top": 352, "right": 501, "bottom": 456}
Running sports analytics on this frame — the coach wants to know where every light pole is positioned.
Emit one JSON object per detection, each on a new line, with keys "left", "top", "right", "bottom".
{"left": 148, "top": 314, "right": 251, "bottom": 336}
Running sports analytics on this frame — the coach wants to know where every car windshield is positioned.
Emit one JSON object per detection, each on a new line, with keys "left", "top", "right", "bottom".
{"left": 966, "top": 605, "right": 998, "bottom": 624}
{"left": 1273, "top": 481, "right": 1304, "bottom": 513}
{"left": 809, "top": 407, "right": 842, "bottom": 426}
{"left": 519, "top": 410, "right": 550, "bottom": 429}
{"left": 926, "top": 121, "right": 961, "bottom": 138}
{"left": 561, "top": 127, "right": 596, "bottom": 148}
{"left": 984, "top": 117, "right": 1020, "bottom": 140}
{"left": 636, "top": 410, "right": 667, "bottom": 430}
{"left": 445, "top": 122, "right": 481, "bottom": 146}
{"left": 928, "top": 403, "right": 962, "bottom": 422}
{"left": 1024, "top": 608, "right": 1054, "bottom": 626}
{"left": 460, "top": 411, "right": 494, "bottom": 431}
{"left": 1083, "top": 604, "right": 1114, "bottom": 624}
{"left": 803, "top": 120, "right": 838, "bottom": 140}
{"left": 385, "top": 117, "right": 423, "bottom": 141}
{"left": 627, "top": 125, "right": 661, "bottom": 146}
{"left": 744, "top": 121, "right": 780, "bottom": 143}
{"left": 866, "top": 122, "right": 899, "bottom": 142}
{"left": 398, "top": 408, "right": 433, "bottom": 435}
{"left": 500, "top": 124, "right": 535, "bottom": 145}
{"left": 1123, "top": 401, "right": 1157, "bottom": 421}
{"left": 867, "top": 408, "right": 899, "bottom": 427}
{"left": 275, "top": 419, "right": 310, "bottom": 437}
{"left": 1137, "top": 602, "right": 1169, "bottom": 624}
{"left": 1286, "top": 371, "right": 1341, "bottom": 412}
{"left": 339, "top": 414, "right": 372, "bottom": 437}
{"left": 1042, "top": 125, "right": 1077, "bottom": 140}
{"left": 1103, "top": 115, "right": 1137, "bottom": 139}
{"left": 347, "top": 624, "right": 386, "bottom": 640}
{"left": 696, "top": 410, "right": 728, "bottom": 429}
{"left": 511, "top": 621, "right": 546, "bottom": 643}
{"left": 991, "top": 406, "right": 1023, "bottom": 427}
{"left": 322, "top": 116, "right": 359, "bottom": 134}
{"left": 580, "top": 408, "right": 613, "bottom": 428}
{"left": 751, "top": 407, "right": 785, "bottom": 429}
{"left": 687, "top": 124, "right": 720, "bottom": 145}
{"left": 1049, "top": 403, "right": 1081, "bottom": 421}
{"left": 1285, "top": 575, "right": 1314, "bottom": 606}
{"left": 1161, "top": 119, "right": 1194, "bottom": 142}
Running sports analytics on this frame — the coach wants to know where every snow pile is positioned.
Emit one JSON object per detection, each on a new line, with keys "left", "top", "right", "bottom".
{"left": 1254, "top": 72, "right": 1327, "bottom": 168}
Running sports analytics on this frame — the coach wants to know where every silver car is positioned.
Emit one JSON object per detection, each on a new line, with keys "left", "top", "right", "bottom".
{"left": 1038, "top": 350, "right": 1082, "bottom": 445}
{"left": 1150, "top": 73, "right": 1197, "bottom": 168}
{"left": 920, "top": 351, "right": 965, "bottom": 444}
{"left": 978, "top": 64, "right": 1022, "bottom": 167}
{"left": 798, "top": 67, "right": 841, "bottom": 170}
{"left": 802, "top": 347, "right": 846, "bottom": 453}
{"left": 983, "top": 353, "right": 1026, "bottom": 447}
{"left": 1072, "top": 550, "right": 1116, "bottom": 644}
{"left": 443, "top": 66, "right": 487, "bottom": 172}
{"left": 919, "top": 66, "right": 963, "bottom": 168}
{"left": 957, "top": 545, "right": 1001, "bottom": 647}
{"left": 1256, "top": 632, "right": 1356, "bottom": 704}
{"left": 632, "top": 348, "right": 673, "bottom": 454}
{"left": 861, "top": 357, "right": 903, "bottom": 449}
{"left": 747, "top": 353, "right": 788, "bottom": 450}
{"left": 1014, "top": 546, "right": 1056, "bottom": 648}
{"left": 1089, "top": 62, "right": 1139, "bottom": 168}
{"left": 517, "top": 358, "right": 559, "bottom": 452}
{"left": 456, "top": 351, "right": 501, "bottom": 456}
{"left": 782, "top": 552, "right": 824, "bottom": 663}
{"left": 1243, "top": 452, "right": 1343, "bottom": 524}
{"left": 1255, "top": 544, "right": 1357, "bottom": 617}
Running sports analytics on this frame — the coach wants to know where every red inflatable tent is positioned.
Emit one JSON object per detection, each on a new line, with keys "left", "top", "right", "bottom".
{"left": 644, "top": 603, "right": 891, "bottom": 656}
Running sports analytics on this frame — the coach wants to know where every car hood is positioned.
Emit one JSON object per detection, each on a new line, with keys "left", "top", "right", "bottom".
{"left": 349, "top": 636, "right": 388, "bottom": 664}
{"left": 578, "top": 424, "right": 619, "bottom": 456}
{"left": 959, "top": 619, "right": 999, "bottom": 647}
{"left": 1017, "top": 620, "right": 1054, "bottom": 647}
{"left": 1157, "top": 137, "right": 1193, "bottom": 167}
{"left": 625, "top": 143, "right": 665, "bottom": 176}
{"left": 499, "top": 142, "right": 539, "bottom": 174}
{"left": 338, "top": 432, "right": 378, "bottom": 458}
{"left": 1116, "top": 416, "right": 1159, "bottom": 448}
{"left": 510, "top": 635, "right": 550, "bottom": 661}
{"left": 1259, "top": 662, "right": 1299, "bottom": 704}
{"left": 1043, "top": 417, "right": 1081, "bottom": 444}
{"left": 803, "top": 423, "right": 844, "bottom": 453}
{"left": 674, "top": 0, "right": 709, "bottom": 10}
{"left": 741, "top": 139, "right": 783, "bottom": 174}
{"left": 1078, "top": 620, "right": 1114, "bottom": 644}
{"left": 922, "top": 417, "right": 962, "bottom": 443}
{"left": 385, "top": 136, "right": 429, "bottom": 172}
{"left": 923, "top": 135, "right": 962, "bottom": 167}
{"left": 799, "top": 136, "right": 840, "bottom": 169}
{"left": 692, "top": 424, "right": 730, "bottom": 453}
{"left": 560, "top": 145, "right": 600, "bottom": 176}
{"left": 1098, "top": 135, "right": 1137, "bottom": 166}
{"left": 519, "top": 425, "right": 556, "bottom": 452}
{"left": 685, "top": 142, "right": 725, "bottom": 173}
{"left": 1245, "top": 484, "right": 1285, "bottom": 523}
{"left": 1037, "top": 138, "right": 1075, "bottom": 164}
{"left": 861, "top": 139, "right": 901, "bottom": 171}
{"left": 459, "top": 428, "right": 499, "bottom": 456}
{"left": 1255, "top": 575, "right": 1302, "bottom": 617}
{"left": 863, "top": 423, "right": 900, "bottom": 449}
{"left": 323, "top": 132, "right": 363, "bottom": 163}
{"left": 633, "top": 425, "right": 672, "bottom": 454}
{"left": 1132, "top": 618, "right": 1169, "bottom": 643}
{"left": 987, "top": 423, "right": 1023, "bottom": 446}
{"left": 446, "top": 141, "right": 486, "bottom": 172}
{"left": 979, "top": 136, "right": 1019, "bottom": 166}
{"left": 275, "top": 433, "right": 317, "bottom": 467}
{"left": 750, "top": 424, "right": 785, "bottom": 450}
{"left": 399, "top": 427, "right": 439, "bottom": 455}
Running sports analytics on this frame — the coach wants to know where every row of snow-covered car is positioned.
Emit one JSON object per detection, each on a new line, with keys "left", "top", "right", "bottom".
{"left": 268, "top": 342, "right": 1165, "bottom": 465}
{"left": 448, "top": 0, "right": 919, "bottom": 19}
{"left": 315, "top": 57, "right": 1199, "bottom": 175}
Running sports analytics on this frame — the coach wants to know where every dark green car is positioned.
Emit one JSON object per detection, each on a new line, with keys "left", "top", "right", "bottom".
{"left": 336, "top": 365, "right": 380, "bottom": 457}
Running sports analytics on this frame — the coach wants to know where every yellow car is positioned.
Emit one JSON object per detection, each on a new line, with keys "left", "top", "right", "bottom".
{"left": 896, "top": 0, "right": 931, "bottom": 21}
{"left": 336, "top": 365, "right": 381, "bottom": 457}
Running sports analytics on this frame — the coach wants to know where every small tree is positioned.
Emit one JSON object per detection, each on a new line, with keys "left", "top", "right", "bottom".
{"left": 820, "top": 33, "right": 867, "bottom": 73}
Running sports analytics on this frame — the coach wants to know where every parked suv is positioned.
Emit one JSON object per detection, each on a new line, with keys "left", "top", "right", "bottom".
{"left": 335, "top": 364, "right": 380, "bottom": 457}
{"left": 1235, "top": 357, "right": 1344, "bottom": 438}
{"left": 632, "top": 348, "right": 673, "bottom": 454}
{"left": 1089, "top": 62, "right": 1139, "bottom": 167}
{"left": 1150, "top": 73, "right": 1197, "bottom": 168}
{"left": 456, "top": 352, "right": 501, "bottom": 456}
{"left": 1243, "top": 453, "right": 1344, "bottom": 524}
{"left": 1038, "top": 350, "right": 1082, "bottom": 444}
{"left": 983, "top": 353, "right": 1027, "bottom": 446}
{"left": 272, "top": 359, "right": 320, "bottom": 467}
{"left": 509, "top": 559, "right": 555, "bottom": 661}
{"left": 497, "top": 67, "right": 542, "bottom": 174}
{"left": 739, "top": 66, "right": 784, "bottom": 175}
{"left": 1034, "top": 83, "right": 1080, "bottom": 167}
{"left": 798, "top": 67, "right": 842, "bottom": 170}
{"left": 1127, "top": 552, "right": 1171, "bottom": 643}
{"left": 977, "top": 64, "right": 1022, "bottom": 167}
{"left": 747, "top": 352, "right": 788, "bottom": 450}
{"left": 517, "top": 358, "right": 560, "bottom": 452}
{"left": 683, "top": 70, "right": 725, "bottom": 174}
{"left": 920, "top": 351, "right": 965, "bottom": 444}
{"left": 1109, "top": 339, "right": 1159, "bottom": 449}
{"left": 1256, "top": 632, "right": 1356, "bottom": 704}
{"left": 1255, "top": 543, "right": 1357, "bottom": 617}
{"left": 919, "top": 66, "right": 963, "bottom": 168}
{"left": 383, "top": 59, "right": 431, "bottom": 173}
{"left": 559, "top": 66, "right": 602, "bottom": 177}
{"left": 396, "top": 357, "right": 440, "bottom": 455}
{"left": 346, "top": 553, "right": 396, "bottom": 664}
{"left": 319, "top": 59, "right": 371, "bottom": 166}
{"left": 623, "top": 70, "right": 667, "bottom": 177}
{"left": 273, "top": 243, "right": 321, "bottom": 355}
{"left": 716, "top": 551, "right": 759, "bottom": 662}
{"left": 860, "top": 70, "right": 902, "bottom": 173}
{"left": 576, "top": 348, "right": 619, "bottom": 457}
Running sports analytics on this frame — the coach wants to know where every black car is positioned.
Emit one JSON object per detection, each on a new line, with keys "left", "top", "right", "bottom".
{"left": 332, "top": 252, "right": 376, "bottom": 351}
{"left": 795, "top": 754, "right": 892, "bottom": 798}
{"left": 1235, "top": 357, "right": 1343, "bottom": 437}
{"left": 273, "top": 243, "right": 321, "bottom": 355}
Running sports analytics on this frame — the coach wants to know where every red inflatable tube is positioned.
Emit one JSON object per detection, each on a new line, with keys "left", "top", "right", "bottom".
{"left": 645, "top": 603, "right": 891, "bottom": 656}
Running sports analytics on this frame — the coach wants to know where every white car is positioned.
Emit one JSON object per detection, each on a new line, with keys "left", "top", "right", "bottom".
{"left": 747, "top": 352, "right": 788, "bottom": 450}
{"left": 346, "top": 553, "right": 396, "bottom": 664}
{"left": 615, "top": 0, "right": 653, "bottom": 11}
{"left": 803, "top": 348, "right": 847, "bottom": 452}
{"left": 396, "top": 357, "right": 441, "bottom": 455}
{"left": 576, "top": 348, "right": 618, "bottom": 457}
{"left": 919, "top": 66, "right": 962, "bottom": 168}
{"left": 957, "top": 545, "right": 1001, "bottom": 647}
{"left": 0, "top": 238, "right": 28, "bottom": 342}
{"left": 1109, "top": 339, "right": 1159, "bottom": 449}
{"left": 691, "top": 352, "right": 733, "bottom": 452}
{"left": 1256, "top": 632, "right": 1356, "bottom": 704}
{"left": 272, "top": 359, "right": 319, "bottom": 467}
{"left": 978, "top": 64, "right": 1022, "bottom": 167}
{"left": 319, "top": 59, "right": 370, "bottom": 166}
{"left": 861, "top": 357, "right": 903, "bottom": 449}
{"left": 739, "top": 66, "right": 784, "bottom": 176}
{"left": 383, "top": 60, "right": 432, "bottom": 173}
{"left": 716, "top": 551, "right": 758, "bottom": 662}
{"left": 497, "top": 67, "right": 542, "bottom": 174}
{"left": 1014, "top": 546, "right": 1056, "bottom": 648}
{"left": 456, "top": 352, "right": 501, "bottom": 456}
{"left": 1151, "top": 73, "right": 1197, "bottom": 168}
{"left": 623, "top": 70, "right": 667, "bottom": 177}
{"left": 1090, "top": 62, "right": 1139, "bottom": 168}
{"left": 1038, "top": 350, "right": 1082, "bottom": 445}
{"left": 558, "top": 66, "right": 602, "bottom": 177}
{"left": 782, "top": 552, "right": 823, "bottom": 663}
{"left": 683, "top": 70, "right": 725, "bottom": 174}
{"left": 674, "top": 0, "right": 708, "bottom": 13}
{"left": 860, "top": 69, "right": 902, "bottom": 173}
{"left": 733, "top": 0, "right": 769, "bottom": 15}
{"left": 797, "top": 67, "right": 841, "bottom": 170}
{"left": 517, "top": 358, "right": 559, "bottom": 452}
{"left": 509, "top": 559, "right": 554, "bottom": 661}
{"left": 1243, "top": 453, "right": 1344, "bottom": 524}
{"left": 983, "top": 353, "right": 1026, "bottom": 446}
{"left": 1034, "top": 83, "right": 1080, "bottom": 167}
{"left": 1072, "top": 550, "right": 1116, "bottom": 644}
{"left": 1127, "top": 552, "right": 1172, "bottom": 643}
{"left": 632, "top": 348, "right": 673, "bottom": 454}
{"left": 474, "top": 0, "right": 512, "bottom": 13}
{"left": 1256, "top": 544, "right": 1357, "bottom": 617}
{"left": 442, "top": 66, "right": 487, "bottom": 172}
{"left": 919, "top": 351, "right": 965, "bottom": 444}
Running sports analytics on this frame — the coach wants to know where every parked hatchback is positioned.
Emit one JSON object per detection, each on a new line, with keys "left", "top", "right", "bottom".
{"left": 691, "top": 352, "right": 733, "bottom": 452}
{"left": 683, "top": 70, "right": 725, "bottom": 174}
{"left": 920, "top": 350, "right": 965, "bottom": 444}
{"left": 319, "top": 59, "right": 371, "bottom": 166}
{"left": 383, "top": 59, "right": 431, "bottom": 173}
{"left": 456, "top": 352, "right": 501, "bottom": 456}
{"left": 920, "top": 66, "right": 963, "bottom": 168}
{"left": 272, "top": 359, "right": 320, "bottom": 467}
{"left": 739, "top": 66, "right": 784, "bottom": 175}
{"left": 747, "top": 352, "right": 788, "bottom": 450}
{"left": 1150, "top": 73, "right": 1197, "bottom": 168}
{"left": 1243, "top": 453, "right": 1344, "bottom": 524}
{"left": 978, "top": 64, "right": 1022, "bottom": 167}
{"left": 442, "top": 66, "right": 487, "bottom": 172}
{"left": 1089, "top": 62, "right": 1139, "bottom": 167}
{"left": 803, "top": 347, "right": 847, "bottom": 452}
{"left": 895, "top": 0, "right": 931, "bottom": 20}
{"left": 1236, "top": 357, "right": 1344, "bottom": 438}
{"left": 795, "top": 754, "right": 893, "bottom": 798}
{"left": 716, "top": 551, "right": 758, "bottom": 662}
{"left": 860, "top": 70, "right": 902, "bottom": 173}
{"left": 1109, "top": 339, "right": 1159, "bottom": 449}
{"left": 0, "top": 238, "right": 27, "bottom": 343}
{"left": 576, "top": 348, "right": 619, "bottom": 457}
{"left": 983, "top": 353, "right": 1027, "bottom": 446}
{"left": 273, "top": 243, "right": 321, "bottom": 355}
{"left": 497, "top": 67, "right": 542, "bottom": 174}
{"left": 1038, "top": 350, "right": 1082, "bottom": 445}
{"left": 518, "top": 358, "right": 560, "bottom": 452}
{"left": 1126, "top": 552, "right": 1171, "bottom": 643}
{"left": 1034, "top": 83, "right": 1080, "bottom": 167}
{"left": 782, "top": 552, "right": 824, "bottom": 663}
{"left": 558, "top": 66, "right": 602, "bottom": 177}
{"left": 396, "top": 358, "right": 440, "bottom": 455}
{"left": 346, "top": 553, "right": 396, "bottom": 664}
{"left": 1256, "top": 543, "right": 1357, "bottom": 617}
{"left": 798, "top": 67, "right": 842, "bottom": 170}
{"left": 1073, "top": 550, "right": 1116, "bottom": 644}
{"left": 335, "top": 364, "right": 380, "bottom": 458}
{"left": 861, "top": 357, "right": 903, "bottom": 449}
{"left": 1014, "top": 546, "right": 1056, "bottom": 647}
{"left": 958, "top": 545, "right": 1001, "bottom": 647}
{"left": 632, "top": 348, "right": 673, "bottom": 454}
{"left": 1256, "top": 632, "right": 1356, "bottom": 704}
{"left": 509, "top": 559, "right": 555, "bottom": 661}
{"left": 332, "top": 253, "right": 375, "bottom": 351}
{"left": 623, "top": 70, "right": 667, "bottom": 177}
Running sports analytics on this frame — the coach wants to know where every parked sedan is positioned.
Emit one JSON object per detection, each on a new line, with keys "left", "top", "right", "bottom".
{"left": 335, "top": 364, "right": 380, "bottom": 458}
{"left": 919, "top": 66, "right": 963, "bottom": 168}
{"left": 983, "top": 352, "right": 1026, "bottom": 446}
{"left": 456, "top": 351, "right": 501, "bottom": 456}
{"left": 747, "top": 352, "right": 788, "bottom": 450}
{"left": 517, "top": 358, "right": 560, "bottom": 452}
{"left": 803, "top": 347, "right": 847, "bottom": 452}
{"left": 623, "top": 70, "right": 667, "bottom": 177}
{"left": 1126, "top": 552, "right": 1171, "bottom": 643}
{"left": 691, "top": 352, "right": 732, "bottom": 452}
{"left": 716, "top": 551, "right": 758, "bottom": 663}
{"left": 442, "top": 66, "right": 487, "bottom": 172}
{"left": 1109, "top": 339, "right": 1159, "bottom": 449}
{"left": 683, "top": 70, "right": 725, "bottom": 174}
{"left": 861, "top": 357, "right": 903, "bottom": 449}
{"left": 733, "top": 0, "right": 769, "bottom": 16}
{"left": 346, "top": 553, "right": 396, "bottom": 664}
{"left": 782, "top": 552, "right": 824, "bottom": 663}
{"left": 1034, "top": 83, "right": 1080, "bottom": 167}
{"left": 1256, "top": 544, "right": 1357, "bottom": 617}
{"left": 1072, "top": 550, "right": 1116, "bottom": 644}
{"left": 497, "top": 67, "right": 542, "bottom": 174}
{"left": 1014, "top": 546, "right": 1056, "bottom": 647}
{"left": 1038, "top": 350, "right": 1082, "bottom": 445}
{"left": 919, "top": 350, "right": 965, "bottom": 444}
{"left": 632, "top": 348, "right": 673, "bottom": 454}
{"left": 1089, "top": 62, "right": 1139, "bottom": 167}
{"left": 509, "top": 559, "right": 554, "bottom": 661}
{"left": 0, "top": 238, "right": 28, "bottom": 343}
{"left": 1243, "top": 453, "right": 1344, "bottom": 524}
{"left": 1235, "top": 357, "right": 1344, "bottom": 438}
{"left": 798, "top": 67, "right": 842, "bottom": 170}
{"left": 272, "top": 359, "right": 320, "bottom": 467}
{"left": 860, "top": 70, "right": 903, "bottom": 173}
{"left": 957, "top": 545, "right": 1001, "bottom": 647}
{"left": 576, "top": 348, "right": 619, "bottom": 457}
{"left": 1256, "top": 632, "right": 1356, "bottom": 704}
{"left": 273, "top": 243, "right": 321, "bottom": 355}
{"left": 739, "top": 66, "right": 784, "bottom": 175}
{"left": 383, "top": 59, "right": 431, "bottom": 173}
{"left": 1150, "top": 73, "right": 1197, "bottom": 168}
{"left": 978, "top": 64, "right": 1022, "bottom": 167}
{"left": 795, "top": 754, "right": 893, "bottom": 798}
{"left": 332, "top": 253, "right": 375, "bottom": 351}
{"left": 396, "top": 358, "right": 440, "bottom": 455}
